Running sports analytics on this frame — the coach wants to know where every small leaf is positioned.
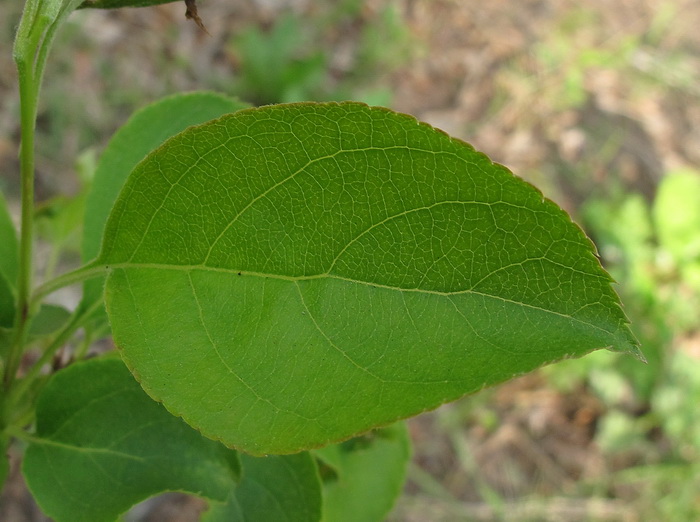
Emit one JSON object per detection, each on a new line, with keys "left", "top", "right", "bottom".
{"left": 0, "top": 191, "right": 18, "bottom": 290}
{"left": 204, "top": 453, "right": 321, "bottom": 522}
{"left": 22, "top": 357, "right": 240, "bottom": 522}
{"left": 0, "top": 190, "right": 18, "bottom": 328}
{"left": 0, "top": 274, "right": 14, "bottom": 329}
{"left": 313, "top": 423, "right": 410, "bottom": 522}
{"left": 28, "top": 304, "right": 71, "bottom": 339}
{"left": 98, "top": 102, "right": 639, "bottom": 454}
{"left": 80, "top": 92, "right": 248, "bottom": 323}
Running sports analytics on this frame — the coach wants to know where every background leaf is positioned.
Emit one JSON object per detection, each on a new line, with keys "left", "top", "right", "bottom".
{"left": 98, "top": 102, "right": 639, "bottom": 454}
{"left": 313, "top": 423, "right": 410, "bottom": 522}
{"left": 653, "top": 169, "right": 700, "bottom": 264}
{"left": 0, "top": 192, "right": 18, "bottom": 329}
{"left": 80, "top": 92, "right": 248, "bottom": 319}
{"left": 203, "top": 453, "right": 321, "bottom": 522}
{"left": 22, "top": 357, "right": 240, "bottom": 522}
{"left": 0, "top": 191, "right": 18, "bottom": 290}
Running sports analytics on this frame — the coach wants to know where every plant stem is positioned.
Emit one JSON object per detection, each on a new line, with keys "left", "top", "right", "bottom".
{"left": 6, "top": 299, "right": 102, "bottom": 423}
{"left": 2, "top": 0, "right": 84, "bottom": 407}
{"left": 3, "top": 27, "right": 41, "bottom": 396}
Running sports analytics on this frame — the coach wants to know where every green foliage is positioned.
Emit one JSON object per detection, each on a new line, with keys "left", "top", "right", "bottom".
{"left": 23, "top": 357, "right": 241, "bottom": 522}
{"left": 313, "top": 423, "right": 410, "bottom": 522}
{"left": 204, "top": 453, "right": 322, "bottom": 522}
{"left": 232, "top": 14, "right": 327, "bottom": 105}
{"left": 1, "top": 1, "right": 642, "bottom": 520}
{"left": 81, "top": 92, "right": 248, "bottom": 316}
{"left": 94, "top": 101, "right": 637, "bottom": 454}
{"left": 0, "top": 192, "right": 18, "bottom": 330}
{"left": 229, "top": 6, "right": 408, "bottom": 106}
{"left": 543, "top": 168, "right": 700, "bottom": 520}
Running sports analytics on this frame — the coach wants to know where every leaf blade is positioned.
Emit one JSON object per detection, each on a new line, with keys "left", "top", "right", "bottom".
{"left": 313, "top": 423, "right": 410, "bottom": 522}
{"left": 203, "top": 453, "right": 322, "bottom": 522}
{"left": 99, "top": 102, "right": 639, "bottom": 454}
{"left": 22, "top": 357, "right": 240, "bottom": 522}
{"left": 80, "top": 92, "right": 248, "bottom": 320}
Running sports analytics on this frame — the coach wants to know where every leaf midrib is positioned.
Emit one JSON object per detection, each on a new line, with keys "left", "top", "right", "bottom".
{"left": 103, "top": 262, "right": 618, "bottom": 337}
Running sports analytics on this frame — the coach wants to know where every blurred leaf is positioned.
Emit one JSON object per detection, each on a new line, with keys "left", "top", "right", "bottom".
{"left": 0, "top": 191, "right": 18, "bottom": 290}
{"left": 80, "top": 92, "right": 248, "bottom": 329}
{"left": 234, "top": 15, "right": 328, "bottom": 104}
{"left": 204, "top": 452, "right": 321, "bottom": 522}
{"left": 28, "top": 304, "right": 71, "bottom": 339}
{"left": 653, "top": 170, "right": 700, "bottom": 264}
{"left": 0, "top": 435, "right": 8, "bottom": 493}
{"left": 35, "top": 194, "right": 86, "bottom": 254}
{"left": 313, "top": 423, "right": 410, "bottom": 522}
{"left": 96, "top": 102, "right": 639, "bottom": 455}
{"left": 0, "top": 275, "right": 14, "bottom": 329}
{"left": 22, "top": 357, "right": 240, "bottom": 522}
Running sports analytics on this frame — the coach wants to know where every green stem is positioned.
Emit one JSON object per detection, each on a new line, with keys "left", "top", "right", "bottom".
{"left": 3, "top": 25, "right": 42, "bottom": 396}
{"left": 6, "top": 299, "right": 102, "bottom": 422}
{"left": 2, "top": 0, "right": 84, "bottom": 412}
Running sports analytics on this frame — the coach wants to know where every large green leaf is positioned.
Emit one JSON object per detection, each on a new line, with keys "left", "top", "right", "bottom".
{"left": 81, "top": 92, "right": 248, "bottom": 316}
{"left": 97, "top": 102, "right": 640, "bottom": 455}
{"left": 314, "top": 423, "right": 410, "bottom": 522}
{"left": 22, "top": 357, "right": 241, "bottom": 522}
{"left": 204, "top": 453, "right": 322, "bottom": 522}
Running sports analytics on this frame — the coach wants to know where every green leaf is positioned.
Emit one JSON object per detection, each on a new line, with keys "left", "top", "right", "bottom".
{"left": 28, "top": 304, "right": 71, "bottom": 339}
{"left": 97, "top": 102, "right": 639, "bottom": 455}
{"left": 0, "top": 191, "right": 18, "bottom": 290}
{"left": 0, "top": 192, "right": 18, "bottom": 328}
{"left": 313, "top": 423, "right": 410, "bottom": 522}
{"left": 204, "top": 453, "right": 321, "bottom": 522}
{"left": 653, "top": 169, "right": 700, "bottom": 264}
{"left": 22, "top": 357, "right": 240, "bottom": 522}
{"left": 80, "top": 92, "right": 248, "bottom": 322}
{"left": 0, "top": 434, "right": 9, "bottom": 492}
{"left": 0, "top": 275, "right": 14, "bottom": 329}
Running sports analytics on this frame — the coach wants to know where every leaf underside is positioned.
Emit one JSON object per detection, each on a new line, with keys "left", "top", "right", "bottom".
{"left": 98, "top": 102, "right": 640, "bottom": 455}
{"left": 23, "top": 358, "right": 240, "bottom": 522}
{"left": 203, "top": 453, "right": 322, "bottom": 522}
{"left": 313, "top": 423, "right": 410, "bottom": 522}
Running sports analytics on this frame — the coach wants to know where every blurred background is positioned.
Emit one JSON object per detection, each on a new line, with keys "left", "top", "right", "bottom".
{"left": 1, "top": 0, "right": 699, "bottom": 520}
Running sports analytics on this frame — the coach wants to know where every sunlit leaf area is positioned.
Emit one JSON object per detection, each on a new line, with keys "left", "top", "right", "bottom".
{"left": 1, "top": 1, "right": 699, "bottom": 520}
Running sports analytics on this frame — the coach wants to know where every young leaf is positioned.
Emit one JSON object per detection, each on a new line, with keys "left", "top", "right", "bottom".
{"left": 313, "top": 423, "right": 410, "bottom": 522}
{"left": 203, "top": 453, "right": 321, "bottom": 522}
{"left": 28, "top": 304, "right": 71, "bottom": 339}
{"left": 0, "top": 191, "right": 18, "bottom": 327}
{"left": 0, "top": 275, "right": 14, "bottom": 329}
{"left": 22, "top": 357, "right": 240, "bottom": 522}
{"left": 81, "top": 92, "right": 248, "bottom": 316}
{"left": 97, "top": 102, "right": 640, "bottom": 455}
{"left": 0, "top": 191, "right": 18, "bottom": 291}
